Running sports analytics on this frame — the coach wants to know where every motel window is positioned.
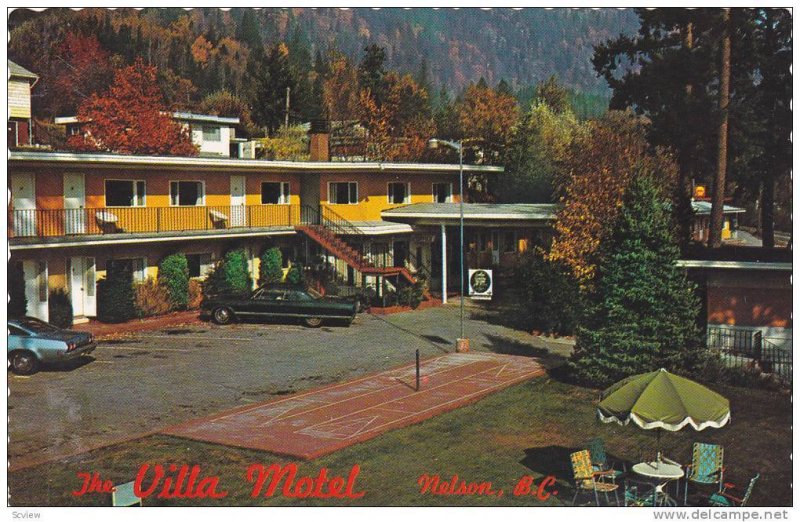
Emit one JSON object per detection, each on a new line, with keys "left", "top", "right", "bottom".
{"left": 261, "top": 182, "right": 291, "bottom": 204}
{"left": 170, "top": 181, "right": 205, "bottom": 206}
{"left": 186, "top": 253, "right": 213, "bottom": 278}
{"left": 433, "top": 183, "right": 452, "bottom": 203}
{"left": 328, "top": 182, "right": 358, "bottom": 205}
{"left": 105, "top": 180, "right": 146, "bottom": 207}
{"left": 107, "top": 258, "right": 147, "bottom": 283}
{"left": 388, "top": 182, "right": 411, "bottom": 204}
{"left": 503, "top": 231, "right": 517, "bottom": 253}
{"left": 202, "top": 125, "right": 221, "bottom": 142}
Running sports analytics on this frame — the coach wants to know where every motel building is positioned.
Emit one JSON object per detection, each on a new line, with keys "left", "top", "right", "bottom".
{"left": 8, "top": 142, "right": 560, "bottom": 323}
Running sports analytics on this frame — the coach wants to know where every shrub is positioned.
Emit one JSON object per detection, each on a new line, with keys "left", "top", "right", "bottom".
{"left": 8, "top": 262, "right": 27, "bottom": 317}
{"left": 259, "top": 247, "right": 283, "bottom": 286}
{"left": 158, "top": 253, "right": 189, "bottom": 310}
{"left": 398, "top": 279, "right": 426, "bottom": 309}
{"left": 97, "top": 264, "right": 136, "bottom": 323}
{"left": 134, "top": 278, "right": 172, "bottom": 317}
{"left": 202, "top": 249, "right": 251, "bottom": 300}
{"left": 515, "top": 252, "right": 584, "bottom": 336}
{"left": 285, "top": 263, "right": 303, "bottom": 285}
{"left": 222, "top": 249, "right": 252, "bottom": 295}
{"left": 187, "top": 279, "right": 203, "bottom": 309}
{"left": 48, "top": 288, "right": 73, "bottom": 329}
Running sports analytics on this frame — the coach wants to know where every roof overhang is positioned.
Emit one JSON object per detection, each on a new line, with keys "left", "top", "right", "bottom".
{"left": 9, "top": 151, "right": 504, "bottom": 175}
{"left": 677, "top": 260, "right": 792, "bottom": 271}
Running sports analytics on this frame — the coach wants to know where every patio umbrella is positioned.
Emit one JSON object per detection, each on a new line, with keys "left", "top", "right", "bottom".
{"left": 597, "top": 368, "right": 731, "bottom": 432}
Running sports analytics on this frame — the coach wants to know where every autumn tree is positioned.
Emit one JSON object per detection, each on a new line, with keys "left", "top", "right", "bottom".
{"left": 200, "top": 89, "right": 258, "bottom": 137}
{"left": 455, "top": 81, "right": 519, "bottom": 163}
{"left": 322, "top": 51, "right": 361, "bottom": 123}
{"left": 67, "top": 59, "right": 198, "bottom": 156}
{"left": 51, "top": 33, "right": 114, "bottom": 117}
{"left": 548, "top": 111, "right": 678, "bottom": 284}
{"left": 499, "top": 99, "right": 585, "bottom": 203}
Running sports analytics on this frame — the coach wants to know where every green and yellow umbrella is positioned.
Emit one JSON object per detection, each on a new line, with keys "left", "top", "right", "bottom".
{"left": 598, "top": 368, "right": 731, "bottom": 432}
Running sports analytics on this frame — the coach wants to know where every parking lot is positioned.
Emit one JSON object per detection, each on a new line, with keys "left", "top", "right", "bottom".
{"left": 8, "top": 304, "right": 570, "bottom": 470}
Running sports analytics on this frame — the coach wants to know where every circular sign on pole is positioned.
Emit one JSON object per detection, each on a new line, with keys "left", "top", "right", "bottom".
{"left": 468, "top": 269, "right": 493, "bottom": 300}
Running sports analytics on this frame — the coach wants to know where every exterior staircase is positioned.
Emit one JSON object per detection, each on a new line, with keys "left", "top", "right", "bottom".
{"left": 296, "top": 205, "right": 421, "bottom": 286}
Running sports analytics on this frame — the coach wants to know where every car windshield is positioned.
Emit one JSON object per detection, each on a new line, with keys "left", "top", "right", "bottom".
{"left": 15, "top": 317, "right": 61, "bottom": 334}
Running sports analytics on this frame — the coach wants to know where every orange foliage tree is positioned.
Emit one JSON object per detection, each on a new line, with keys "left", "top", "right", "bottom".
{"left": 456, "top": 81, "right": 519, "bottom": 161}
{"left": 548, "top": 111, "right": 678, "bottom": 284}
{"left": 67, "top": 60, "right": 198, "bottom": 156}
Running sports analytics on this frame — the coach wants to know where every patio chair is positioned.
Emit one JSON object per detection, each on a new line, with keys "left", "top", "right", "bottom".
{"left": 586, "top": 437, "right": 625, "bottom": 480}
{"left": 570, "top": 449, "right": 620, "bottom": 506}
{"left": 624, "top": 479, "right": 657, "bottom": 507}
{"left": 683, "top": 443, "right": 725, "bottom": 505}
{"left": 112, "top": 481, "right": 142, "bottom": 507}
{"left": 709, "top": 474, "right": 759, "bottom": 507}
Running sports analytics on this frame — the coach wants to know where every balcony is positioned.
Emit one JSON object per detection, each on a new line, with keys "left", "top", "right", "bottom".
{"left": 9, "top": 205, "right": 301, "bottom": 243}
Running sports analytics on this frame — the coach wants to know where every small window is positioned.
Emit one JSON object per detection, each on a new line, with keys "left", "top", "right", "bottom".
{"left": 287, "top": 290, "right": 313, "bottom": 302}
{"left": 108, "top": 258, "right": 147, "bottom": 283}
{"left": 106, "top": 180, "right": 146, "bottom": 207}
{"left": 328, "top": 182, "right": 358, "bottom": 205}
{"left": 261, "top": 182, "right": 291, "bottom": 204}
{"left": 170, "top": 181, "right": 205, "bottom": 206}
{"left": 186, "top": 253, "right": 213, "bottom": 278}
{"left": 433, "top": 183, "right": 452, "bottom": 203}
{"left": 202, "top": 125, "right": 221, "bottom": 142}
{"left": 388, "top": 182, "right": 410, "bottom": 204}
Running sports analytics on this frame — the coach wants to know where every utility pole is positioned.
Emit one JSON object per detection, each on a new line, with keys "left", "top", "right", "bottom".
{"left": 285, "top": 86, "right": 291, "bottom": 129}
{"left": 709, "top": 8, "right": 731, "bottom": 248}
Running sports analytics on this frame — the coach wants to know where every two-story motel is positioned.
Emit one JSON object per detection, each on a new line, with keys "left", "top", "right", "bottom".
{"left": 8, "top": 149, "right": 557, "bottom": 322}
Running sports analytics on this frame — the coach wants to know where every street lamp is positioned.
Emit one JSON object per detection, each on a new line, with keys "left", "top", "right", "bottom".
{"left": 428, "top": 138, "right": 468, "bottom": 352}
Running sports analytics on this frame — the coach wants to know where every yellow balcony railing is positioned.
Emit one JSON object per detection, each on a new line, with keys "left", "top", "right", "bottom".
{"left": 8, "top": 205, "right": 301, "bottom": 239}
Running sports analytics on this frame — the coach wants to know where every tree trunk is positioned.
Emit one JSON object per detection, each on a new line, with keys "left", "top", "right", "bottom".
{"left": 761, "top": 177, "right": 775, "bottom": 248}
{"left": 676, "top": 21, "right": 694, "bottom": 252}
{"left": 709, "top": 9, "right": 731, "bottom": 248}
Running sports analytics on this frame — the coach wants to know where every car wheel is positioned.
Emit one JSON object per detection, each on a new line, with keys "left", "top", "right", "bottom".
{"left": 303, "top": 317, "right": 323, "bottom": 328}
{"left": 213, "top": 307, "right": 234, "bottom": 325}
{"left": 9, "top": 351, "right": 39, "bottom": 375}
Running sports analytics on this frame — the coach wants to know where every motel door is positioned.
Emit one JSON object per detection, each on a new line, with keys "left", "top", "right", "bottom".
{"left": 22, "top": 260, "right": 48, "bottom": 322}
{"left": 230, "top": 175, "right": 246, "bottom": 227}
{"left": 63, "top": 173, "right": 86, "bottom": 234}
{"left": 70, "top": 257, "right": 97, "bottom": 318}
{"left": 11, "top": 173, "right": 36, "bottom": 236}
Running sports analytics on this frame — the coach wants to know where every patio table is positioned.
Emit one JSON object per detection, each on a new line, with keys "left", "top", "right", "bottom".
{"left": 632, "top": 459, "right": 684, "bottom": 506}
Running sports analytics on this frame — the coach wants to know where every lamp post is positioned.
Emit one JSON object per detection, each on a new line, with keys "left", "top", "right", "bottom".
{"left": 428, "top": 138, "right": 468, "bottom": 351}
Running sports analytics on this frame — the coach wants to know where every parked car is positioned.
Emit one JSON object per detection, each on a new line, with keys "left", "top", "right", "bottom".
{"left": 201, "top": 284, "right": 358, "bottom": 327}
{"left": 7, "top": 317, "right": 97, "bottom": 375}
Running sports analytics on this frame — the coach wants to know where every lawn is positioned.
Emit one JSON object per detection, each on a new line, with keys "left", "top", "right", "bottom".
{"left": 8, "top": 375, "right": 791, "bottom": 507}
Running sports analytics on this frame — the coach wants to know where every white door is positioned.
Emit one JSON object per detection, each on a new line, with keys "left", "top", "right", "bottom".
{"left": 11, "top": 173, "right": 36, "bottom": 236}
{"left": 64, "top": 173, "right": 86, "bottom": 234}
{"left": 70, "top": 257, "right": 96, "bottom": 317}
{"left": 230, "top": 175, "right": 246, "bottom": 227}
{"left": 23, "top": 260, "right": 49, "bottom": 322}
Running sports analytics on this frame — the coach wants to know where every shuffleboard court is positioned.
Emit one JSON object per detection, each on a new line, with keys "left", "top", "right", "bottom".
{"left": 162, "top": 352, "right": 544, "bottom": 459}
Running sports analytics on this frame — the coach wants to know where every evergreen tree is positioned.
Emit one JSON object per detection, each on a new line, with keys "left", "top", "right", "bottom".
{"left": 97, "top": 263, "right": 136, "bottom": 323}
{"left": 358, "top": 44, "right": 387, "bottom": 104}
{"left": 535, "top": 75, "right": 569, "bottom": 114}
{"left": 259, "top": 247, "right": 284, "bottom": 285}
{"left": 158, "top": 253, "right": 190, "bottom": 310}
{"left": 569, "top": 175, "right": 705, "bottom": 387}
{"left": 236, "top": 9, "right": 263, "bottom": 50}
{"left": 252, "top": 43, "right": 297, "bottom": 133}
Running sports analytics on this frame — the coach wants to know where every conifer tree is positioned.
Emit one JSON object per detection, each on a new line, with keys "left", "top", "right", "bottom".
{"left": 569, "top": 175, "right": 705, "bottom": 387}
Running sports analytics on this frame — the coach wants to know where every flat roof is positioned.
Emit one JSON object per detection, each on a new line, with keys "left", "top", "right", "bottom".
{"left": 172, "top": 112, "right": 240, "bottom": 125}
{"left": 677, "top": 260, "right": 792, "bottom": 271}
{"left": 382, "top": 202, "right": 557, "bottom": 221}
{"left": 691, "top": 201, "right": 746, "bottom": 215}
{"left": 9, "top": 151, "right": 504, "bottom": 175}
